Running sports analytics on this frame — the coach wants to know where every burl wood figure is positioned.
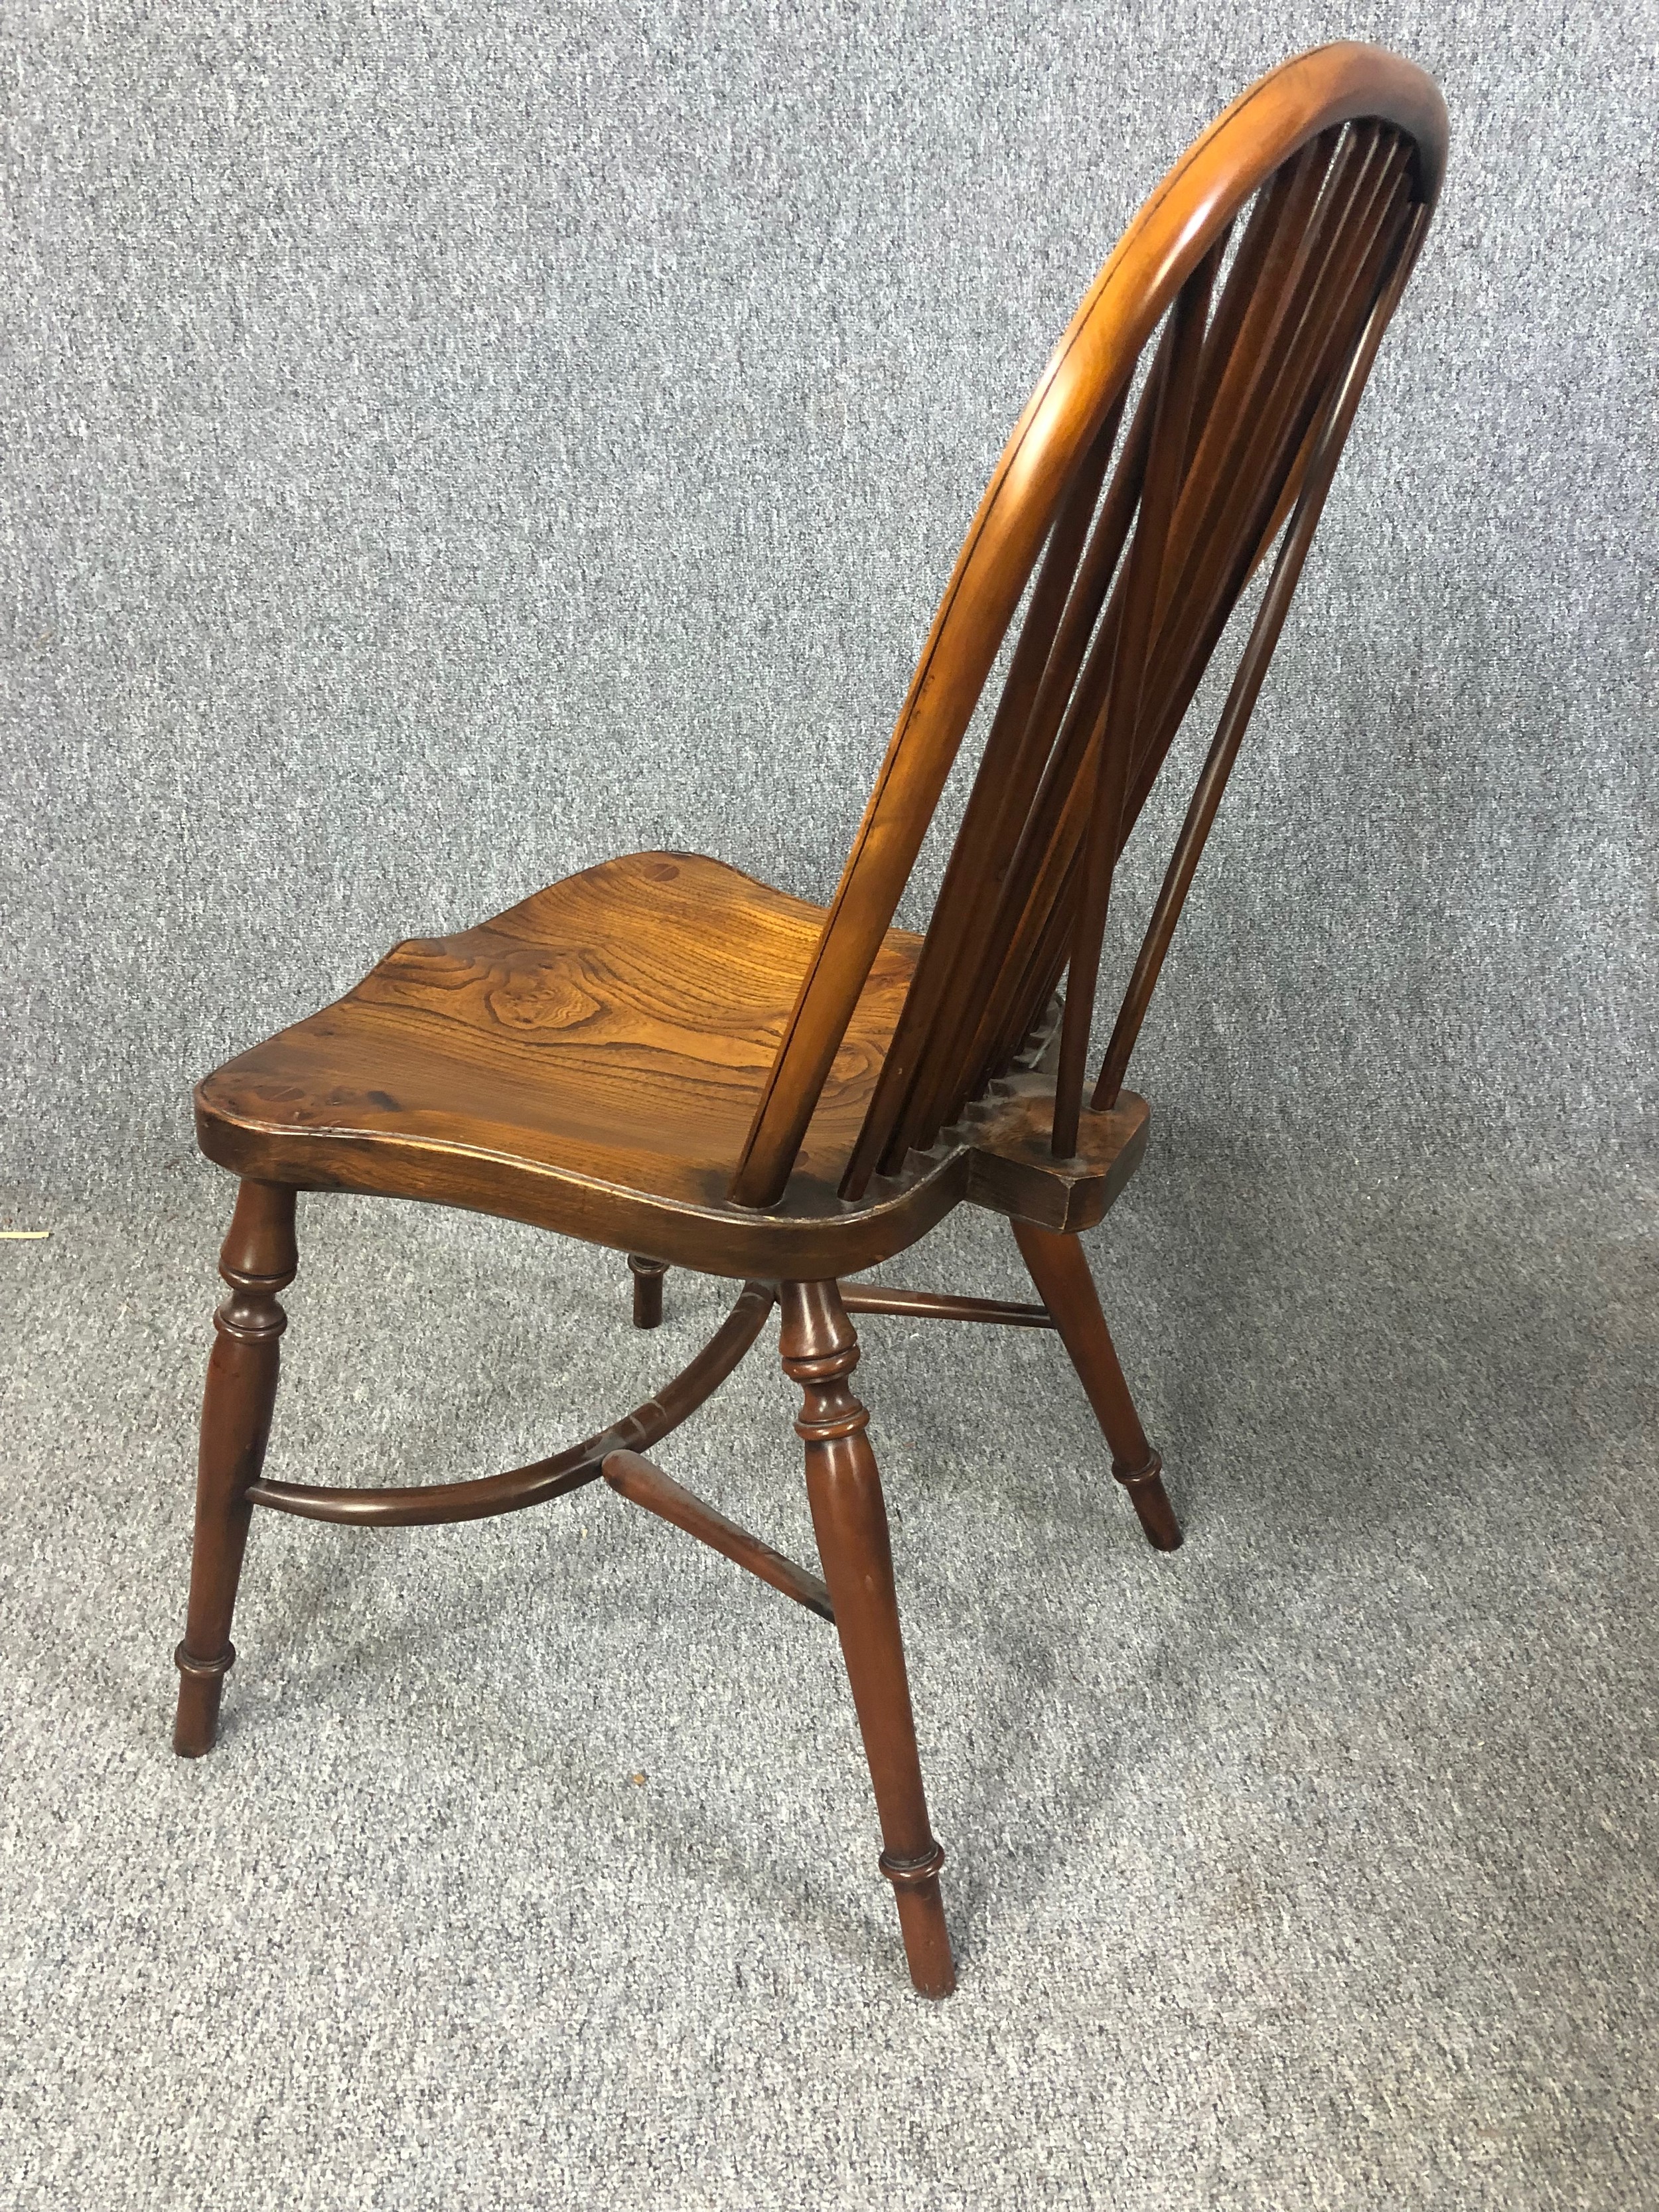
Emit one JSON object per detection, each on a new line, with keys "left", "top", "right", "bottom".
{"left": 175, "top": 46, "right": 1447, "bottom": 1997}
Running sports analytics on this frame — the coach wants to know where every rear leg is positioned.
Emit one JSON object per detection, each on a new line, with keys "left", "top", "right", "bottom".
{"left": 628, "top": 1255, "right": 667, "bottom": 1329}
{"left": 1011, "top": 1219, "right": 1181, "bottom": 1551}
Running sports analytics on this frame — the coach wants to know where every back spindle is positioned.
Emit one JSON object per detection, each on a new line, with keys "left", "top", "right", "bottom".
{"left": 726, "top": 67, "right": 1445, "bottom": 1213}
{"left": 1050, "top": 236, "right": 1221, "bottom": 1157}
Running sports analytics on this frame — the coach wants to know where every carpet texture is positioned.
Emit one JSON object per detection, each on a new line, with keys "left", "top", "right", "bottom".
{"left": 1, "top": 1145, "right": 1654, "bottom": 2208}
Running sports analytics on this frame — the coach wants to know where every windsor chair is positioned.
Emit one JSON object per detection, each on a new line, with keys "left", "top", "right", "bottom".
{"left": 173, "top": 42, "right": 1448, "bottom": 1998}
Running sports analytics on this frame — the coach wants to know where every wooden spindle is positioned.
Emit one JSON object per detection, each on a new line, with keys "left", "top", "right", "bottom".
{"left": 889, "top": 378, "right": 1158, "bottom": 1166}
{"left": 1051, "top": 242, "right": 1220, "bottom": 1157}
{"left": 1117, "top": 158, "right": 1412, "bottom": 851}
{"left": 1094, "top": 201, "right": 1427, "bottom": 1108}
{"left": 843, "top": 392, "right": 1125, "bottom": 1195}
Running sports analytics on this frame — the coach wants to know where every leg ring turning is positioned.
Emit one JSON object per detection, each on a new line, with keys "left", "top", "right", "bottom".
{"left": 879, "top": 1839, "right": 946, "bottom": 1891}
{"left": 1112, "top": 1447, "right": 1183, "bottom": 1552}
{"left": 173, "top": 1641, "right": 238, "bottom": 1759}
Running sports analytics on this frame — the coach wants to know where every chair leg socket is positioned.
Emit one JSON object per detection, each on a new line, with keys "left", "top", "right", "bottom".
{"left": 1113, "top": 1449, "right": 1183, "bottom": 1551}
{"left": 173, "top": 1642, "right": 236, "bottom": 1757}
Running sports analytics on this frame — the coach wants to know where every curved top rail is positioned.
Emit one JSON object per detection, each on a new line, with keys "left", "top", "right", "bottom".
{"left": 730, "top": 42, "right": 1447, "bottom": 1207}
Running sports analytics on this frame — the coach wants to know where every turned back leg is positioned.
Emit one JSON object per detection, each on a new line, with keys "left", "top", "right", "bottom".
{"left": 173, "top": 1181, "right": 297, "bottom": 1755}
{"left": 780, "top": 1280, "right": 955, "bottom": 1998}
{"left": 1012, "top": 1218, "right": 1182, "bottom": 1552}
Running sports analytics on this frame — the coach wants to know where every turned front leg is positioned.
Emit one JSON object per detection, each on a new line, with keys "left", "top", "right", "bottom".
{"left": 780, "top": 1280, "right": 955, "bottom": 1998}
{"left": 173, "top": 1181, "right": 297, "bottom": 1756}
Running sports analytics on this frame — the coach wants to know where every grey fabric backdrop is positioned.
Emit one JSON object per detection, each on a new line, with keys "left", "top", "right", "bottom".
{"left": 3, "top": 1, "right": 1653, "bottom": 1199}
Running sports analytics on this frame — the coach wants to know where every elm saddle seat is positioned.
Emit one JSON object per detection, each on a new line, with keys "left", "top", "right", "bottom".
{"left": 196, "top": 849, "right": 1150, "bottom": 1274}
{"left": 174, "top": 42, "right": 1448, "bottom": 2003}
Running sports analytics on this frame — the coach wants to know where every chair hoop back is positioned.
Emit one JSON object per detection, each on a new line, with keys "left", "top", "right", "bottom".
{"left": 730, "top": 42, "right": 1448, "bottom": 1207}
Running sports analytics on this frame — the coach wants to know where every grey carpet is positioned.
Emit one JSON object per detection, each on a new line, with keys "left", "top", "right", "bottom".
{"left": 2, "top": 1138, "right": 1653, "bottom": 2208}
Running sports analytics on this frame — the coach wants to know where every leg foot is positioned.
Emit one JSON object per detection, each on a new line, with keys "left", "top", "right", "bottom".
{"left": 1011, "top": 1218, "right": 1183, "bottom": 1552}
{"left": 173, "top": 1181, "right": 297, "bottom": 1755}
{"left": 880, "top": 1840, "right": 955, "bottom": 1998}
{"left": 628, "top": 1254, "right": 667, "bottom": 1329}
{"left": 781, "top": 1280, "right": 956, "bottom": 1998}
{"left": 1110, "top": 1445, "right": 1182, "bottom": 1552}
{"left": 173, "top": 1643, "right": 236, "bottom": 1759}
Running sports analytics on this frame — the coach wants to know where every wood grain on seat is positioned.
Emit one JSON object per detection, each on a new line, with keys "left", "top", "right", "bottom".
{"left": 194, "top": 851, "right": 944, "bottom": 1272}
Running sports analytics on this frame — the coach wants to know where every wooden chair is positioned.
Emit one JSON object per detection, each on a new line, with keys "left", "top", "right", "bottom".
{"left": 173, "top": 43, "right": 1447, "bottom": 1998}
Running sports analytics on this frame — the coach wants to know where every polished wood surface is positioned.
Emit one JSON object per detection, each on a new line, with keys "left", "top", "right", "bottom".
{"left": 781, "top": 1282, "right": 955, "bottom": 1998}
{"left": 1013, "top": 1220, "right": 1182, "bottom": 1552}
{"left": 173, "top": 1181, "right": 297, "bottom": 1755}
{"left": 958, "top": 1080, "right": 1150, "bottom": 1234}
{"left": 172, "top": 45, "right": 1446, "bottom": 1996}
{"left": 841, "top": 1284, "right": 1054, "bottom": 1329}
{"left": 195, "top": 851, "right": 948, "bottom": 1279}
{"left": 628, "top": 1255, "right": 668, "bottom": 1331}
{"left": 603, "top": 1449, "right": 834, "bottom": 1620}
{"left": 731, "top": 41, "right": 1446, "bottom": 1206}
